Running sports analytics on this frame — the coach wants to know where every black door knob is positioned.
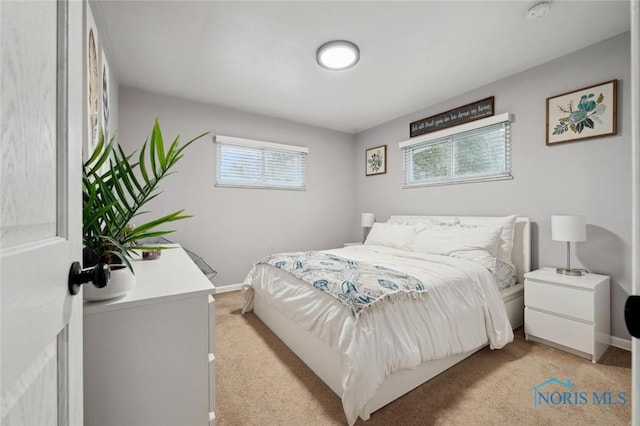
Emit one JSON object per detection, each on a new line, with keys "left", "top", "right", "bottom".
{"left": 68, "top": 261, "right": 110, "bottom": 296}
{"left": 624, "top": 295, "right": 640, "bottom": 338}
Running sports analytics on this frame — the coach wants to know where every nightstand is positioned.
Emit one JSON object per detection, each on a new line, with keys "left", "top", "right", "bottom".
{"left": 524, "top": 267, "right": 610, "bottom": 363}
{"left": 344, "top": 242, "right": 363, "bottom": 247}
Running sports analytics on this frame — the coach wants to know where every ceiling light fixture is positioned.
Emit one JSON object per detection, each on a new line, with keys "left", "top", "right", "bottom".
{"left": 316, "top": 40, "right": 360, "bottom": 71}
{"left": 526, "top": 1, "right": 551, "bottom": 20}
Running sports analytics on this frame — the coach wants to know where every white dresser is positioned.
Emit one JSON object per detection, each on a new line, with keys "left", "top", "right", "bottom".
{"left": 84, "top": 245, "right": 216, "bottom": 425}
{"left": 524, "top": 267, "right": 609, "bottom": 363}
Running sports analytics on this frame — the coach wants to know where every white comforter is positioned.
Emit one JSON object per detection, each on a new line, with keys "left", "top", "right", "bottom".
{"left": 244, "top": 245, "right": 514, "bottom": 425}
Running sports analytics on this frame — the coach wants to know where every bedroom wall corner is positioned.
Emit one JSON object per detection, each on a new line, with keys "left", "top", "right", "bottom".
{"left": 117, "top": 87, "right": 357, "bottom": 289}
{"left": 354, "top": 32, "right": 632, "bottom": 341}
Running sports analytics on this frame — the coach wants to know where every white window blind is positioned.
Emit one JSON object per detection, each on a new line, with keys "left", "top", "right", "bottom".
{"left": 214, "top": 135, "right": 308, "bottom": 190}
{"left": 400, "top": 113, "right": 512, "bottom": 188}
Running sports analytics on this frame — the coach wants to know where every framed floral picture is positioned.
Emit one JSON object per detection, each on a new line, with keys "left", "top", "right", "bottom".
{"left": 546, "top": 79, "right": 617, "bottom": 145}
{"left": 365, "top": 145, "right": 387, "bottom": 176}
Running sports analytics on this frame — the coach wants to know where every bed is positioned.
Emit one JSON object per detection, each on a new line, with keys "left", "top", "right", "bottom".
{"left": 242, "top": 215, "right": 530, "bottom": 424}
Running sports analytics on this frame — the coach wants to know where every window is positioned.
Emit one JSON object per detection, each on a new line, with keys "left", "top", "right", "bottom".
{"left": 400, "top": 113, "right": 512, "bottom": 188}
{"left": 215, "top": 135, "right": 308, "bottom": 190}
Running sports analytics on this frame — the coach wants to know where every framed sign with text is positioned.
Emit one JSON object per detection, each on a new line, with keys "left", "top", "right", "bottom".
{"left": 410, "top": 97, "right": 495, "bottom": 138}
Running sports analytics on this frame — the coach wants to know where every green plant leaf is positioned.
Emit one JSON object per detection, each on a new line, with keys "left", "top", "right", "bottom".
{"left": 165, "top": 136, "right": 180, "bottom": 165}
{"left": 117, "top": 144, "right": 144, "bottom": 195}
{"left": 112, "top": 156, "right": 138, "bottom": 204}
{"left": 138, "top": 142, "right": 151, "bottom": 186}
{"left": 152, "top": 119, "right": 166, "bottom": 166}
{"left": 130, "top": 210, "right": 192, "bottom": 235}
{"left": 149, "top": 135, "right": 158, "bottom": 178}
{"left": 109, "top": 162, "right": 133, "bottom": 212}
{"left": 86, "top": 130, "right": 106, "bottom": 166}
{"left": 99, "top": 236, "right": 135, "bottom": 272}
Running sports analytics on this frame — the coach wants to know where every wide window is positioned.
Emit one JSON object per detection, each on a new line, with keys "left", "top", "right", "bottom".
{"left": 400, "top": 113, "right": 512, "bottom": 188}
{"left": 215, "top": 135, "right": 308, "bottom": 190}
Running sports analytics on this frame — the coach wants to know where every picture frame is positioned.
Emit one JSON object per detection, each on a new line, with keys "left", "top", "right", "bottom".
{"left": 546, "top": 79, "right": 617, "bottom": 145}
{"left": 365, "top": 145, "right": 387, "bottom": 176}
{"left": 86, "top": 6, "right": 100, "bottom": 161}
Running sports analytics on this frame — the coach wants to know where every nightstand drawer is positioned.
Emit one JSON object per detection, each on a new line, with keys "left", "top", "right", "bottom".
{"left": 525, "top": 308, "right": 593, "bottom": 354}
{"left": 525, "top": 279, "right": 593, "bottom": 322}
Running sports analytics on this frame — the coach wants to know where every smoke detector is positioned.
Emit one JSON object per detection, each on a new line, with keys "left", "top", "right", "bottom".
{"left": 526, "top": 1, "right": 551, "bottom": 20}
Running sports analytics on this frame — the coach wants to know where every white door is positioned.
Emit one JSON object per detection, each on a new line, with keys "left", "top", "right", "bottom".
{"left": 1, "top": 0, "right": 83, "bottom": 425}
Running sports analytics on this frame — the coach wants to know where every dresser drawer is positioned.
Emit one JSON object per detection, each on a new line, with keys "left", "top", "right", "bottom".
{"left": 525, "top": 279, "right": 593, "bottom": 322}
{"left": 525, "top": 308, "right": 593, "bottom": 354}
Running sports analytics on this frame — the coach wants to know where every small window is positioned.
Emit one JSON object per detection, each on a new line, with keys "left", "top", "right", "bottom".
{"left": 215, "top": 135, "right": 308, "bottom": 190}
{"left": 400, "top": 113, "right": 512, "bottom": 188}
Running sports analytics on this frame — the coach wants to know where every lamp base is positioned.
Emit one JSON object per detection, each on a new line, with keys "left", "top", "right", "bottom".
{"left": 556, "top": 268, "right": 584, "bottom": 276}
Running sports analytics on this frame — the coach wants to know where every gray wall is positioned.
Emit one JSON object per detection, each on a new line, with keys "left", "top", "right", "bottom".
{"left": 118, "top": 87, "right": 356, "bottom": 288}
{"left": 355, "top": 33, "right": 631, "bottom": 340}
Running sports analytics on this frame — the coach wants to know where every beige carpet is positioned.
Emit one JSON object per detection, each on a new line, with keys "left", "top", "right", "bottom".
{"left": 215, "top": 291, "right": 631, "bottom": 426}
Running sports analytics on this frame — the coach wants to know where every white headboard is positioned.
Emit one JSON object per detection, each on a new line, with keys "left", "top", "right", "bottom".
{"left": 388, "top": 215, "right": 531, "bottom": 284}
{"left": 511, "top": 217, "right": 531, "bottom": 283}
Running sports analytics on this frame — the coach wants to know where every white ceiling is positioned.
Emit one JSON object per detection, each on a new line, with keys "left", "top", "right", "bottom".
{"left": 92, "top": 1, "right": 631, "bottom": 134}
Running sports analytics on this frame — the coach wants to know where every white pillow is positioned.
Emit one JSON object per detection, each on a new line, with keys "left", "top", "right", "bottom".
{"left": 364, "top": 223, "right": 416, "bottom": 250}
{"left": 457, "top": 215, "right": 517, "bottom": 265}
{"left": 388, "top": 216, "right": 460, "bottom": 226}
{"left": 408, "top": 224, "right": 502, "bottom": 271}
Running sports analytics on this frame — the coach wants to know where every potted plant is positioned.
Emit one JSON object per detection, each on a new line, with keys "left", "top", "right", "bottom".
{"left": 82, "top": 119, "right": 207, "bottom": 300}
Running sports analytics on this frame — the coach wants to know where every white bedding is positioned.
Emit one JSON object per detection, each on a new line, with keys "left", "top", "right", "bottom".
{"left": 244, "top": 245, "right": 514, "bottom": 425}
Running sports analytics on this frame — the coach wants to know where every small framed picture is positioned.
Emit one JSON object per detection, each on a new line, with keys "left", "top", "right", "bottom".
{"left": 365, "top": 145, "right": 387, "bottom": 176}
{"left": 546, "top": 79, "right": 617, "bottom": 145}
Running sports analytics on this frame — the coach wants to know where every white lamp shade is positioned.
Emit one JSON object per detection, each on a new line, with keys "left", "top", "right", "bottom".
{"left": 361, "top": 213, "right": 375, "bottom": 228}
{"left": 551, "top": 215, "right": 586, "bottom": 242}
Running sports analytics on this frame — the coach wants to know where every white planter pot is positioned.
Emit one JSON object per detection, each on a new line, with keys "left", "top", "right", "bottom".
{"left": 84, "top": 265, "right": 136, "bottom": 301}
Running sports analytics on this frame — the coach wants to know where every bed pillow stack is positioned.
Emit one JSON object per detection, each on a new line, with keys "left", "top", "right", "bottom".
{"left": 407, "top": 223, "right": 503, "bottom": 272}
{"left": 364, "top": 215, "right": 518, "bottom": 282}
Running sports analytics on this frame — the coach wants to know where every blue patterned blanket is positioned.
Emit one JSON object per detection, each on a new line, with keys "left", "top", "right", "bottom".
{"left": 258, "top": 251, "right": 427, "bottom": 317}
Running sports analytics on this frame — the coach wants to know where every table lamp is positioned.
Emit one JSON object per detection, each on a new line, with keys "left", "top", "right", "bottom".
{"left": 551, "top": 214, "right": 586, "bottom": 276}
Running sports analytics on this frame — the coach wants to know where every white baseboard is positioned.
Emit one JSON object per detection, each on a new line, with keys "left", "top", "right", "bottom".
{"left": 610, "top": 336, "right": 631, "bottom": 351}
{"left": 215, "top": 283, "right": 244, "bottom": 294}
